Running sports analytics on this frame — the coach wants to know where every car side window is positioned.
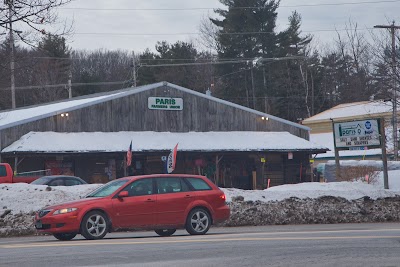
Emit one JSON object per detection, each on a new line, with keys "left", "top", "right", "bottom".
{"left": 125, "top": 179, "right": 153, "bottom": 197}
{"left": 65, "top": 178, "right": 81, "bottom": 186}
{"left": 49, "top": 179, "right": 64, "bottom": 186}
{"left": 0, "top": 166, "right": 6, "bottom": 177}
{"left": 185, "top": 178, "right": 212, "bottom": 191}
{"left": 156, "top": 177, "right": 189, "bottom": 194}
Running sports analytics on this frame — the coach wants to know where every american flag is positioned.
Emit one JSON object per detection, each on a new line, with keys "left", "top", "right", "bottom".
{"left": 126, "top": 141, "right": 132, "bottom": 167}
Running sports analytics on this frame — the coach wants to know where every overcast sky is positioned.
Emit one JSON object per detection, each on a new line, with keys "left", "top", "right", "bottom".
{"left": 57, "top": 0, "right": 400, "bottom": 53}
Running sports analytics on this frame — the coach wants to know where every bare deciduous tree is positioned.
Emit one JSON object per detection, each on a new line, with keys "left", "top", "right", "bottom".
{"left": 0, "top": 0, "right": 73, "bottom": 41}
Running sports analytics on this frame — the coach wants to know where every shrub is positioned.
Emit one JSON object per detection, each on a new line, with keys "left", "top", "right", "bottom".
{"left": 337, "top": 165, "right": 380, "bottom": 184}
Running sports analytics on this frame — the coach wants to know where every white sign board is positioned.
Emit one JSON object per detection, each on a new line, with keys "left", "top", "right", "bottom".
{"left": 333, "top": 119, "right": 380, "bottom": 148}
{"left": 148, "top": 97, "right": 183, "bottom": 111}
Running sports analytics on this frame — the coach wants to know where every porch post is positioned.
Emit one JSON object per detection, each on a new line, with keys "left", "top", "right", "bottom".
{"left": 14, "top": 156, "right": 18, "bottom": 175}
{"left": 123, "top": 155, "right": 127, "bottom": 177}
{"left": 0, "top": 130, "right": 2, "bottom": 163}
{"left": 215, "top": 155, "right": 219, "bottom": 186}
{"left": 252, "top": 171, "right": 257, "bottom": 189}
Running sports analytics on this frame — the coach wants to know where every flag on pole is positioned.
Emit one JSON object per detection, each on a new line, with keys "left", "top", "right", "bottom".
{"left": 167, "top": 143, "right": 179, "bottom": 174}
{"left": 126, "top": 141, "right": 132, "bottom": 167}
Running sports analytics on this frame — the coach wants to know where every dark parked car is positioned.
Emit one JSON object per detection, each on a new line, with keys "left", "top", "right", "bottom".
{"left": 30, "top": 175, "right": 87, "bottom": 186}
{"left": 35, "top": 174, "right": 230, "bottom": 241}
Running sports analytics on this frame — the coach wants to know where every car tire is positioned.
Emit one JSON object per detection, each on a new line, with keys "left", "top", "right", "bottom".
{"left": 185, "top": 208, "right": 211, "bottom": 235}
{"left": 155, "top": 229, "right": 176, "bottom": 237}
{"left": 80, "top": 211, "right": 109, "bottom": 240}
{"left": 53, "top": 233, "right": 77, "bottom": 241}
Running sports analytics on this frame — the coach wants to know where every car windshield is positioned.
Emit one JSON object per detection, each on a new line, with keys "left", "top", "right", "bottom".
{"left": 86, "top": 179, "right": 129, "bottom": 198}
{"left": 30, "top": 176, "right": 54, "bottom": 185}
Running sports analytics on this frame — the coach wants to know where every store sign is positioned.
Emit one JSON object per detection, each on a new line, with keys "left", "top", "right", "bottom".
{"left": 148, "top": 97, "right": 183, "bottom": 110}
{"left": 333, "top": 119, "right": 380, "bottom": 148}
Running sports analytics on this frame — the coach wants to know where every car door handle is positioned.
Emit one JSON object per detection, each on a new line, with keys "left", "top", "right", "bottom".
{"left": 145, "top": 199, "right": 155, "bottom": 202}
{"left": 184, "top": 195, "right": 193, "bottom": 198}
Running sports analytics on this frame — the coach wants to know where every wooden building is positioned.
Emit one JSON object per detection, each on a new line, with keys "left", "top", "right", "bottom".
{"left": 0, "top": 82, "right": 327, "bottom": 189}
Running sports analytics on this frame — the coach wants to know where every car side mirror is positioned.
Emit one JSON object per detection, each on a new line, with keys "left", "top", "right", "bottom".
{"left": 118, "top": 191, "right": 129, "bottom": 199}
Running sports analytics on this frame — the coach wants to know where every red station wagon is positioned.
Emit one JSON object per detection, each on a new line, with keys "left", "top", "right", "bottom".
{"left": 35, "top": 174, "right": 230, "bottom": 241}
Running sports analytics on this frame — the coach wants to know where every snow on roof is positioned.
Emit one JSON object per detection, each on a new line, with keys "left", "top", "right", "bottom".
{"left": 2, "top": 131, "right": 328, "bottom": 153}
{"left": 303, "top": 100, "right": 394, "bottom": 123}
{"left": 0, "top": 82, "right": 309, "bottom": 131}
{"left": 310, "top": 132, "right": 381, "bottom": 159}
{"left": 0, "top": 83, "right": 166, "bottom": 130}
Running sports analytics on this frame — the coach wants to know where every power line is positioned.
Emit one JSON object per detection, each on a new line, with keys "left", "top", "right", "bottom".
{"left": 137, "top": 56, "right": 305, "bottom": 68}
{"left": 27, "top": 56, "right": 303, "bottom": 65}
{"left": 29, "top": 56, "right": 303, "bottom": 62}
{"left": 0, "top": 56, "right": 305, "bottom": 91}
{"left": 0, "top": 81, "right": 129, "bottom": 91}
{"left": 72, "top": 28, "right": 374, "bottom": 36}
{"left": 140, "top": 60, "right": 247, "bottom": 68}
{"left": 59, "top": 0, "right": 400, "bottom": 11}
{"left": 30, "top": 56, "right": 217, "bottom": 61}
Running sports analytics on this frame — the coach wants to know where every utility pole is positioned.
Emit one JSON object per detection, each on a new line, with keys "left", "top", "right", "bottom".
{"left": 132, "top": 51, "right": 137, "bottom": 87}
{"left": 374, "top": 22, "right": 400, "bottom": 160}
{"left": 67, "top": 69, "right": 72, "bottom": 98}
{"left": 251, "top": 66, "right": 256, "bottom": 109}
{"left": 6, "top": 0, "right": 16, "bottom": 109}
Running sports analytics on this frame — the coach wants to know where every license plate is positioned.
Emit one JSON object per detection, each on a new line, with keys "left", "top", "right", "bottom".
{"left": 35, "top": 220, "right": 43, "bottom": 229}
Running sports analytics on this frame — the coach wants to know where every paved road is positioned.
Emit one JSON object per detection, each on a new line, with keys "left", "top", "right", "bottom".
{"left": 1, "top": 223, "right": 400, "bottom": 267}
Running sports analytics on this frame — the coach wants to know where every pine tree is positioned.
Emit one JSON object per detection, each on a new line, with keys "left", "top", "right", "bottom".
{"left": 210, "top": 1, "right": 313, "bottom": 121}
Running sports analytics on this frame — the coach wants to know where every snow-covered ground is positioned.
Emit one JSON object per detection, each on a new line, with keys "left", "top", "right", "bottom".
{"left": 1, "top": 170, "right": 400, "bottom": 215}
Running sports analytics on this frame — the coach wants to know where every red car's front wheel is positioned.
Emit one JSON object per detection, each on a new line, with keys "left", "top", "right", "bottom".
{"left": 53, "top": 233, "right": 77, "bottom": 241}
{"left": 80, "top": 211, "right": 109, "bottom": 240}
{"left": 155, "top": 229, "right": 176, "bottom": 237}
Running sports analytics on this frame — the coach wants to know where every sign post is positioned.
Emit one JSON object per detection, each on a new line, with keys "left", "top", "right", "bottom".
{"left": 331, "top": 119, "right": 341, "bottom": 180}
{"left": 380, "top": 118, "right": 389, "bottom": 189}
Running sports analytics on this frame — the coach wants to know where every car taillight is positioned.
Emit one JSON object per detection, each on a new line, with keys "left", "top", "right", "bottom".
{"left": 220, "top": 194, "right": 226, "bottom": 201}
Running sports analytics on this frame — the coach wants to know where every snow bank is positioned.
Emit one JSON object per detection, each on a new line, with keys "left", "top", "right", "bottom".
{"left": 222, "top": 170, "right": 400, "bottom": 203}
{"left": 0, "top": 184, "right": 101, "bottom": 213}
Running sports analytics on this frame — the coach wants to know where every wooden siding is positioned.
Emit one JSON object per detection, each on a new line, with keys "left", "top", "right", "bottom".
{"left": 1, "top": 85, "right": 309, "bottom": 148}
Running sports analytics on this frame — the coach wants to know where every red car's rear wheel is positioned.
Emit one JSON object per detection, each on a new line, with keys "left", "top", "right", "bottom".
{"left": 185, "top": 208, "right": 211, "bottom": 235}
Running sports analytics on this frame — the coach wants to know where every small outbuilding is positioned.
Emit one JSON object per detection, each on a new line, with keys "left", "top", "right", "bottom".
{"left": 302, "top": 100, "right": 397, "bottom": 163}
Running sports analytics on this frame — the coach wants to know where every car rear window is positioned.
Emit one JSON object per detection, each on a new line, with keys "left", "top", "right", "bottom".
{"left": 156, "top": 177, "right": 189, "bottom": 194}
{"left": 185, "top": 178, "right": 212, "bottom": 191}
{"left": 65, "top": 178, "right": 82, "bottom": 186}
{"left": 31, "top": 177, "right": 53, "bottom": 185}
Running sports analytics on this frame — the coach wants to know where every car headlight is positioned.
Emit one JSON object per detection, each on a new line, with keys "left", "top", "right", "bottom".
{"left": 53, "top": 208, "right": 78, "bottom": 215}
